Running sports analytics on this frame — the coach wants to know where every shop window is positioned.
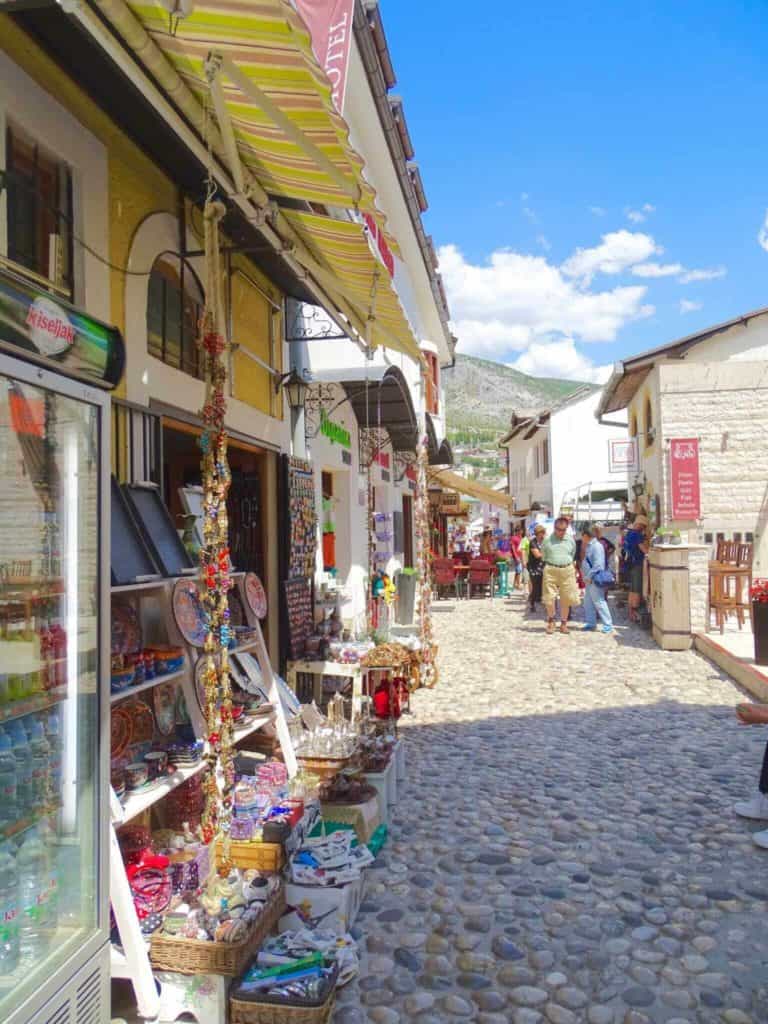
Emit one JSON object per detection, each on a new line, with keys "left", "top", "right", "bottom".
{"left": 733, "top": 532, "right": 742, "bottom": 542}
{"left": 704, "top": 532, "right": 713, "bottom": 544}
{"left": 746, "top": 532, "right": 754, "bottom": 542}
{"left": 147, "top": 255, "right": 204, "bottom": 379}
{"left": 4, "top": 121, "right": 73, "bottom": 297}
{"left": 542, "top": 439, "right": 550, "bottom": 475}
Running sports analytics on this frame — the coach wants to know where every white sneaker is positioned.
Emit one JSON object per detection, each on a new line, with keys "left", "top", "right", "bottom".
{"left": 734, "top": 792, "right": 768, "bottom": 820}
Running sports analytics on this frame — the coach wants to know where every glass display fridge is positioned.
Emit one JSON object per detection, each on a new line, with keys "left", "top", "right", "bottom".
{"left": 0, "top": 284, "right": 116, "bottom": 1024}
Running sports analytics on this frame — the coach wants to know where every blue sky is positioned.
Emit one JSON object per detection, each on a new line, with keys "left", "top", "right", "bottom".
{"left": 381, "top": 0, "right": 768, "bottom": 380}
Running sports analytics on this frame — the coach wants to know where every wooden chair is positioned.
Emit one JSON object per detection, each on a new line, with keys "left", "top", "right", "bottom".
{"left": 432, "top": 557, "right": 459, "bottom": 600}
{"left": 468, "top": 559, "right": 495, "bottom": 599}
{"left": 709, "top": 540, "right": 753, "bottom": 633}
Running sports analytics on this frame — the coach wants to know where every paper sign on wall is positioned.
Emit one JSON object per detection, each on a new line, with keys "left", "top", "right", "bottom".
{"left": 608, "top": 438, "right": 639, "bottom": 474}
{"left": 669, "top": 437, "right": 701, "bottom": 520}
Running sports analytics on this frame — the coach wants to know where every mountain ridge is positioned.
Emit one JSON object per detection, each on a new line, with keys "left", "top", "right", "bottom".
{"left": 443, "top": 353, "right": 592, "bottom": 442}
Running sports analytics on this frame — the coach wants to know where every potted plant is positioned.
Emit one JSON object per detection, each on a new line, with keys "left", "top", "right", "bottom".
{"left": 751, "top": 579, "right": 768, "bottom": 665}
{"left": 669, "top": 529, "right": 682, "bottom": 546}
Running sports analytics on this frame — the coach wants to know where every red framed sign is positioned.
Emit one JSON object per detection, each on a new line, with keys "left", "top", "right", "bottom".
{"left": 669, "top": 437, "right": 701, "bottom": 520}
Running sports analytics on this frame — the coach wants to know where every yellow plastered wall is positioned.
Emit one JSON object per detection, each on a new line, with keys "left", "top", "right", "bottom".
{"left": 0, "top": 18, "right": 283, "bottom": 419}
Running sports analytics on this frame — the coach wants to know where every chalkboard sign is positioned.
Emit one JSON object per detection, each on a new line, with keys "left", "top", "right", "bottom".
{"left": 110, "top": 476, "right": 160, "bottom": 586}
{"left": 123, "top": 483, "right": 196, "bottom": 578}
{"left": 284, "top": 577, "right": 312, "bottom": 660}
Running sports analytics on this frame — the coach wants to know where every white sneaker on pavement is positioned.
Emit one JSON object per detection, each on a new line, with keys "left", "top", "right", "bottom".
{"left": 753, "top": 828, "right": 768, "bottom": 850}
{"left": 734, "top": 792, "right": 768, "bottom": 820}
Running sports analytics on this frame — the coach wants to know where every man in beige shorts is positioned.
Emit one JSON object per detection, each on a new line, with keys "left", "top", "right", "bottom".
{"left": 541, "top": 517, "right": 580, "bottom": 634}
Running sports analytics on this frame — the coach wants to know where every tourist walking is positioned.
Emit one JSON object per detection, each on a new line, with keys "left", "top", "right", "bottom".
{"left": 580, "top": 525, "right": 614, "bottom": 633}
{"left": 594, "top": 522, "right": 616, "bottom": 570}
{"left": 622, "top": 514, "right": 649, "bottom": 623}
{"left": 510, "top": 526, "right": 523, "bottom": 590}
{"left": 541, "top": 516, "right": 580, "bottom": 634}
{"left": 527, "top": 523, "right": 546, "bottom": 611}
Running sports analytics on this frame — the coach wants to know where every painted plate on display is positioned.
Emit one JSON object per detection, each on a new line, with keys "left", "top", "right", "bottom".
{"left": 244, "top": 573, "right": 267, "bottom": 620}
{"left": 172, "top": 578, "right": 208, "bottom": 648}
{"left": 112, "top": 602, "right": 141, "bottom": 654}
{"left": 111, "top": 706, "right": 133, "bottom": 759}
{"left": 154, "top": 682, "right": 177, "bottom": 736}
{"left": 121, "top": 698, "right": 155, "bottom": 745}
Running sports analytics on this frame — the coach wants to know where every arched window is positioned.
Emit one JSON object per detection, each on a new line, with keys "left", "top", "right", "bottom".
{"left": 630, "top": 411, "right": 638, "bottom": 439}
{"left": 644, "top": 394, "right": 653, "bottom": 447}
{"left": 147, "top": 254, "right": 204, "bottom": 379}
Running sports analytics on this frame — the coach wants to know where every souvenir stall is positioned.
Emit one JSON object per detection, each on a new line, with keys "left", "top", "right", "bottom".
{"left": 107, "top": 205, "right": 417, "bottom": 1024}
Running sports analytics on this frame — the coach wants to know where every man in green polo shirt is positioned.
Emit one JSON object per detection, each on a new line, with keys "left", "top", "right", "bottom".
{"left": 541, "top": 517, "right": 580, "bottom": 634}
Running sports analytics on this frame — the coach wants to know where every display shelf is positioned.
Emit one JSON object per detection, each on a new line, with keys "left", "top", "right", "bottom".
{"left": 0, "top": 685, "right": 67, "bottom": 724}
{"left": 111, "top": 578, "right": 167, "bottom": 594}
{"left": 118, "top": 760, "right": 207, "bottom": 823}
{"left": 110, "top": 667, "right": 185, "bottom": 705}
{"left": 233, "top": 710, "right": 275, "bottom": 744}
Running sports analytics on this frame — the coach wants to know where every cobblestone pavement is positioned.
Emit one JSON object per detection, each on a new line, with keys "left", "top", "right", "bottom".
{"left": 335, "top": 592, "right": 768, "bottom": 1024}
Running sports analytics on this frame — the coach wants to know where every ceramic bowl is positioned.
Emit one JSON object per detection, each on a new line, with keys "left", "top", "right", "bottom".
{"left": 125, "top": 762, "right": 149, "bottom": 790}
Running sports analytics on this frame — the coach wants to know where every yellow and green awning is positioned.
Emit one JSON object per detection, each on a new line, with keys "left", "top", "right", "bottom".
{"left": 123, "top": 0, "right": 383, "bottom": 219}
{"left": 283, "top": 210, "right": 422, "bottom": 362}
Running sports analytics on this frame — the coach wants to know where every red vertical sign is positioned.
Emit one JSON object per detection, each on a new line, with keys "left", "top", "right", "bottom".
{"left": 294, "top": 0, "right": 355, "bottom": 113}
{"left": 669, "top": 437, "right": 701, "bottom": 519}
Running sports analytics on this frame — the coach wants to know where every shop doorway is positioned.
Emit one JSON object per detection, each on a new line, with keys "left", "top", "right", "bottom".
{"left": 321, "top": 470, "right": 335, "bottom": 571}
{"left": 402, "top": 494, "right": 414, "bottom": 567}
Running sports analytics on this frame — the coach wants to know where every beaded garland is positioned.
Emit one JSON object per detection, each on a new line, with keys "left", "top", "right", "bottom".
{"left": 415, "top": 439, "right": 438, "bottom": 687}
{"left": 197, "top": 200, "right": 236, "bottom": 865}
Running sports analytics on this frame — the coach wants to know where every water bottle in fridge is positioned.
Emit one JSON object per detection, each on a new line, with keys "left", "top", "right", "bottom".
{"left": 17, "top": 827, "right": 49, "bottom": 957}
{"left": 0, "top": 730, "right": 18, "bottom": 831}
{"left": 28, "top": 720, "right": 51, "bottom": 808}
{"left": 0, "top": 842, "right": 20, "bottom": 973}
{"left": 8, "top": 722, "right": 32, "bottom": 817}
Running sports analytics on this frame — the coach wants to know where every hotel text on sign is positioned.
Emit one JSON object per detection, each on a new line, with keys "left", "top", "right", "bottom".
{"left": 669, "top": 438, "right": 701, "bottom": 520}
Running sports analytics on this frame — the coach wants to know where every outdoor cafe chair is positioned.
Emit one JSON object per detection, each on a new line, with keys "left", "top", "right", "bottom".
{"left": 432, "top": 557, "right": 460, "bottom": 600}
{"left": 468, "top": 559, "right": 495, "bottom": 599}
{"left": 709, "top": 539, "right": 753, "bottom": 633}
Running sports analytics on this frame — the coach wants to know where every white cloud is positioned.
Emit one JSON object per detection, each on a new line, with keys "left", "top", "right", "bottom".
{"left": 536, "top": 234, "right": 552, "bottom": 252}
{"left": 626, "top": 203, "right": 656, "bottom": 224}
{"left": 632, "top": 262, "right": 684, "bottom": 278}
{"left": 561, "top": 230, "right": 660, "bottom": 284}
{"left": 511, "top": 339, "right": 612, "bottom": 384}
{"left": 679, "top": 299, "right": 702, "bottom": 314}
{"left": 437, "top": 242, "right": 653, "bottom": 365}
{"left": 677, "top": 266, "right": 727, "bottom": 283}
{"left": 589, "top": 206, "right": 606, "bottom": 217}
{"left": 759, "top": 210, "right": 768, "bottom": 252}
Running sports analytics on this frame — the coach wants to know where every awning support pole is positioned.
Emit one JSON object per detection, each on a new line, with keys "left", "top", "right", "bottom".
{"left": 205, "top": 56, "right": 246, "bottom": 196}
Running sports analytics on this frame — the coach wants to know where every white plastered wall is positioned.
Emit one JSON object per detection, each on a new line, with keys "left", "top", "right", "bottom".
{"left": 0, "top": 51, "right": 109, "bottom": 322}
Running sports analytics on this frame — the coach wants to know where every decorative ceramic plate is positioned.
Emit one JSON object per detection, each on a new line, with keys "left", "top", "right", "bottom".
{"left": 121, "top": 698, "right": 155, "bottom": 744}
{"left": 110, "top": 706, "right": 133, "bottom": 759}
{"left": 112, "top": 602, "right": 141, "bottom": 654}
{"left": 244, "top": 573, "right": 267, "bottom": 620}
{"left": 154, "top": 682, "right": 177, "bottom": 736}
{"left": 172, "top": 579, "right": 208, "bottom": 648}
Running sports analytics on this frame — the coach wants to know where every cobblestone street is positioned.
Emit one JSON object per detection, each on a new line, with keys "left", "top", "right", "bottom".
{"left": 337, "top": 593, "right": 768, "bottom": 1024}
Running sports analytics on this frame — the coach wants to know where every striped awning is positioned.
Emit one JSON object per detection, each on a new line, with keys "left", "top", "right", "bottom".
{"left": 282, "top": 210, "right": 422, "bottom": 361}
{"left": 121, "top": 0, "right": 384, "bottom": 220}
{"left": 429, "top": 469, "right": 514, "bottom": 510}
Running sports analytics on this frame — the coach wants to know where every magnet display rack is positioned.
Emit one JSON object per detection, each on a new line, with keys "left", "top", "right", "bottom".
{"left": 108, "top": 572, "right": 296, "bottom": 1020}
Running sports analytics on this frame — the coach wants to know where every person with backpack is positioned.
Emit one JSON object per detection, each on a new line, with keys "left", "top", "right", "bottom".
{"left": 622, "top": 514, "right": 649, "bottom": 623}
{"left": 580, "top": 524, "right": 614, "bottom": 633}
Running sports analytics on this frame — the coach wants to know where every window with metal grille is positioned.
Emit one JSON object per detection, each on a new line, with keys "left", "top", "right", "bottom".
{"left": 4, "top": 121, "right": 73, "bottom": 297}
{"left": 147, "top": 255, "right": 204, "bottom": 379}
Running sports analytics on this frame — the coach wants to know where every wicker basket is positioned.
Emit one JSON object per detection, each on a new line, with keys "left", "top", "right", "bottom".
{"left": 214, "top": 839, "right": 285, "bottom": 873}
{"left": 149, "top": 883, "right": 285, "bottom": 976}
{"left": 296, "top": 755, "right": 352, "bottom": 784}
{"left": 230, "top": 961, "right": 338, "bottom": 1024}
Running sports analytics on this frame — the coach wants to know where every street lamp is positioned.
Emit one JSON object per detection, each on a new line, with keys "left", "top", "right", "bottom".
{"left": 276, "top": 368, "right": 310, "bottom": 458}
{"left": 275, "top": 367, "right": 310, "bottom": 409}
